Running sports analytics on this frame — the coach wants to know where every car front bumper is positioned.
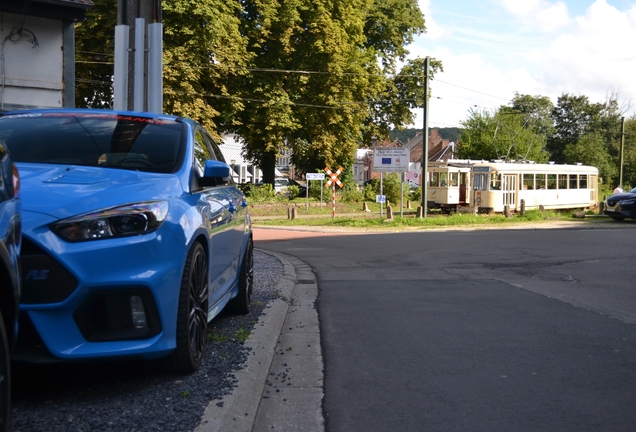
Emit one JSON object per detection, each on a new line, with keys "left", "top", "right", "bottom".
{"left": 15, "top": 220, "right": 187, "bottom": 362}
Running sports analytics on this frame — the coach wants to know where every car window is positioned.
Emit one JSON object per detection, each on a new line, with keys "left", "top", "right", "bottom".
{"left": 0, "top": 113, "right": 184, "bottom": 173}
{"left": 193, "top": 130, "right": 214, "bottom": 178}
{"left": 203, "top": 133, "right": 225, "bottom": 163}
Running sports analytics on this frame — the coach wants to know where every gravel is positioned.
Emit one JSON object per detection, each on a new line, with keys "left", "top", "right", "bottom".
{"left": 9, "top": 250, "right": 284, "bottom": 432}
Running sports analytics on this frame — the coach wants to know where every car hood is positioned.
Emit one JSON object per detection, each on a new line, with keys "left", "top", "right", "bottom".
{"left": 607, "top": 192, "right": 636, "bottom": 205}
{"left": 18, "top": 163, "right": 184, "bottom": 220}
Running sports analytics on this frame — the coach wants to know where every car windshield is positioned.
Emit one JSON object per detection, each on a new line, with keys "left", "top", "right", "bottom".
{"left": 0, "top": 112, "right": 184, "bottom": 174}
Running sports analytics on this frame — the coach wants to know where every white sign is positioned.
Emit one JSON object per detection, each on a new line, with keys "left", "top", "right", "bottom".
{"left": 376, "top": 195, "right": 386, "bottom": 203}
{"left": 306, "top": 173, "right": 325, "bottom": 180}
{"left": 373, "top": 147, "right": 410, "bottom": 172}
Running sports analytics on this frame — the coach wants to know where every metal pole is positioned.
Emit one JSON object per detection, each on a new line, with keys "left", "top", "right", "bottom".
{"left": 147, "top": 22, "right": 163, "bottom": 113}
{"left": 400, "top": 171, "right": 404, "bottom": 217}
{"left": 332, "top": 185, "right": 336, "bottom": 218}
{"left": 380, "top": 172, "right": 384, "bottom": 218}
{"left": 619, "top": 116, "right": 625, "bottom": 188}
{"left": 134, "top": 18, "right": 145, "bottom": 111}
{"left": 420, "top": 56, "right": 430, "bottom": 218}
{"left": 113, "top": 25, "right": 129, "bottom": 110}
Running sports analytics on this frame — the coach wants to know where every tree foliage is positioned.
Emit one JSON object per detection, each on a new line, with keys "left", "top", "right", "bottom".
{"left": 457, "top": 107, "right": 549, "bottom": 162}
{"left": 74, "top": 0, "right": 116, "bottom": 108}
{"left": 75, "top": 0, "right": 432, "bottom": 185}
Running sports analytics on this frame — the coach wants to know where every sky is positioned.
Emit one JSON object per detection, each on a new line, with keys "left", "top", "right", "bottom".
{"left": 408, "top": 0, "right": 636, "bottom": 129}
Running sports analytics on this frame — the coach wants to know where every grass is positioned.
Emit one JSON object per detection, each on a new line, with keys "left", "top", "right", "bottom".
{"left": 250, "top": 199, "right": 598, "bottom": 229}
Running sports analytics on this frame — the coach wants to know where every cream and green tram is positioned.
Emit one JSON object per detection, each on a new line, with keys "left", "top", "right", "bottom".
{"left": 471, "top": 162, "right": 599, "bottom": 213}
{"left": 425, "top": 161, "right": 473, "bottom": 211}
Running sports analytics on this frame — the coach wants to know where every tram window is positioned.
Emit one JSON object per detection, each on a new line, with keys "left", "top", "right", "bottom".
{"left": 523, "top": 174, "right": 534, "bottom": 190}
{"left": 579, "top": 174, "right": 588, "bottom": 188}
{"left": 440, "top": 172, "right": 448, "bottom": 187}
{"left": 474, "top": 173, "right": 487, "bottom": 190}
{"left": 558, "top": 174, "right": 568, "bottom": 189}
{"left": 547, "top": 174, "right": 557, "bottom": 189}
{"left": 429, "top": 172, "right": 439, "bottom": 187}
{"left": 449, "top": 172, "right": 458, "bottom": 186}
{"left": 536, "top": 174, "right": 546, "bottom": 189}
{"left": 569, "top": 174, "right": 578, "bottom": 189}
{"left": 490, "top": 173, "right": 501, "bottom": 190}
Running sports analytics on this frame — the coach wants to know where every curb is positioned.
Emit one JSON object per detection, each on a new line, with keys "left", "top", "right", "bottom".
{"left": 195, "top": 250, "right": 324, "bottom": 432}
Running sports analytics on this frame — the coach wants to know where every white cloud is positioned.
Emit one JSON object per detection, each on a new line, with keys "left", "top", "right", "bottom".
{"left": 407, "top": 0, "right": 636, "bottom": 127}
{"left": 408, "top": 46, "right": 523, "bottom": 127}
{"left": 417, "top": 0, "right": 451, "bottom": 40}
{"left": 496, "top": 0, "right": 570, "bottom": 32}
{"left": 539, "top": 0, "right": 636, "bottom": 107}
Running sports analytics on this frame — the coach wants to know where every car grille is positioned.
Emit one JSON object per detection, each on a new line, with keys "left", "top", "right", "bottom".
{"left": 20, "top": 237, "right": 79, "bottom": 304}
{"left": 607, "top": 198, "right": 619, "bottom": 206}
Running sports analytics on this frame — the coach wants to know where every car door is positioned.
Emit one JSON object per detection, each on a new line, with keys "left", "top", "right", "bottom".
{"left": 191, "top": 129, "right": 239, "bottom": 307}
{"left": 204, "top": 134, "right": 246, "bottom": 266}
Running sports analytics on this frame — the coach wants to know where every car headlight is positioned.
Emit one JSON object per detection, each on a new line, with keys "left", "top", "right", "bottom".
{"left": 52, "top": 201, "right": 169, "bottom": 242}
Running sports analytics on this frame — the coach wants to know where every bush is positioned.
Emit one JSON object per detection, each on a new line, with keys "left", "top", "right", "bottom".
{"left": 287, "top": 185, "right": 300, "bottom": 199}
{"left": 339, "top": 181, "right": 364, "bottom": 202}
{"left": 410, "top": 186, "right": 422, "bottom": 203}
{"left": 249, "top": 184, "right": 276, "bottom": 203}
{"left": 363, "top": 179, "right": 379, "bottom": 201}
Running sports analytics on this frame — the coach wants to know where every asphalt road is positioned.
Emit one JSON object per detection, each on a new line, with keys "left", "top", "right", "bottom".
{"left": 256, "top": 222, "right": 636, "bottom": 432}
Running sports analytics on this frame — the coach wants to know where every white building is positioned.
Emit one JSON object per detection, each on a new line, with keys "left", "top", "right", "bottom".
{"left": 218, "top": 135, "right": 263, "bottom": 184}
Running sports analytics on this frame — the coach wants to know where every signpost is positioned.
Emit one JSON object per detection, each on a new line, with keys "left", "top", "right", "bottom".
{"left": 324, "top": 167, "right": 343, "bottom": 218}
{"left": 373, "top": 147, "right": 410, "bottom": 172}
{"left": 305, "top": 173, "right": 325, "bottom": 210}
{"left": 372, "top": 147, "right": 410, "bottom": 218}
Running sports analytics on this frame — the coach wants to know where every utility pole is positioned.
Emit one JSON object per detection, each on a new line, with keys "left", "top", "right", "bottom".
{"left": 114, "top": 0, "right": 162, "bottom": 112}
{"left": 619, "top": 116, "right": 625, "bottom": 188}
{"left": 419, "top": 56, "right": 430, "bottom": 218}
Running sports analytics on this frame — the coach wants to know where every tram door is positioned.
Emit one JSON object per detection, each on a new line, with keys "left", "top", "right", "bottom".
{"left": 502, "top": 174, "right": 517, "bottom": 210}
{"left": 459, "top": 172, "right": 468, "bottom": 204}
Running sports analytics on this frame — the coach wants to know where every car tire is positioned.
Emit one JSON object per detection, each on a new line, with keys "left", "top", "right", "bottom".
{"left": 0, "top": 310, "right": 11, "bottom": 432}
{"left": 610, "top": 215, "right": 625, "bottom": 221}
{"left": 171, "top": 242, "right": 208, "bottom": 374}
{"left": 227, "top": 236, "right": 254, "bottom": 315}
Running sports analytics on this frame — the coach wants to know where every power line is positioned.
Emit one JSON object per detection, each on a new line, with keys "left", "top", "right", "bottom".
{"left": 434, "top": 79, "right": 510, "bottom": 101}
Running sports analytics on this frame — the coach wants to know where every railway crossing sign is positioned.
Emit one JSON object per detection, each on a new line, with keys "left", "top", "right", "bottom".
{"left": 325, "top": 166, "right": 344, "bottom": 218}
{"left": 325, "top": 166, "right": 343, "bottom": 188}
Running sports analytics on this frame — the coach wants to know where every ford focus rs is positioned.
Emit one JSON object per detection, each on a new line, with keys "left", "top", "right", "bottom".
{"left": 0, "top": 109, "right": 253, "bottom": 373}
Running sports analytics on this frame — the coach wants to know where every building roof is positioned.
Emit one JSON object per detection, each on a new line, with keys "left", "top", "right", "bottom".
{"left": 219, "top": 135, "right": 248, "bottom": 165}
{"left": 1, "top": 0, "right": 93, "bottom": 21}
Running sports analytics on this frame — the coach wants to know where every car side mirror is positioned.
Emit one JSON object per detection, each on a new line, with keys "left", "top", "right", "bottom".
{"left": 202, "top": 160, "right": 231, "bottom": 186}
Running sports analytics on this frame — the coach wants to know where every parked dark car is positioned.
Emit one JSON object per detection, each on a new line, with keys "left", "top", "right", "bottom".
{"left": 0, "top": 140, "right": 21, "bottom": 431}
{"left": 604, "top": 187, "right": 636, "bottom": 221}
{"left": 259, "top": 177, "right": 307, "bottom": 196}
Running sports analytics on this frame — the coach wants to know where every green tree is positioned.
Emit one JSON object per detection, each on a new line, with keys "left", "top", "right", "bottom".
{"left": 162, "top": 0, "right": 251, "bottom": 135}
{"left": 225, "top": 0, "right": 429, "bottom": 184}
{"left": 548, "top": 93, "right": 621, "bottom": 163}
{"left": 458, "top": 108, "right": 549, "bottom": 162}
{"left": 563, "top": 132, "right": 617, "bottom": 182}
{"left": 617, "top": 116, "right": 636, "bottom": 189}
{"left": 75, "top": 0, "right": 431, "bottom": 183}
{"left": 75, "top": 0, "right": 116, "bottom": 108}
{"left": 504, "top": 92, "right": 555, "bottom": 138}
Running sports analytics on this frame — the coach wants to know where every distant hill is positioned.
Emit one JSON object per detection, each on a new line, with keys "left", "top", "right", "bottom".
{"left": 390, "top": 127, "right": 462, "bottom": 144}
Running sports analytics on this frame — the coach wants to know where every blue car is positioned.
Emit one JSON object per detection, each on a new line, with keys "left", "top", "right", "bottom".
{"left": 0, "top": 139, "right": 21, "bottom": 429}
{"left": 0, "top": 109, "right": 253, "bottom": 373}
